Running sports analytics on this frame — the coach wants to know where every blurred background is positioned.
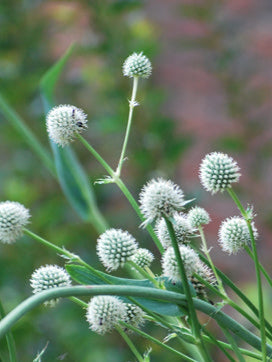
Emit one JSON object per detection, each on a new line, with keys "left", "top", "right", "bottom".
{"left": 0, "top": 0, "right": 272, "bottom": 361}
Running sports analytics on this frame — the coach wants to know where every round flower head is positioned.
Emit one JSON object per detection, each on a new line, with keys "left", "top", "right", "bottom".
{"left": 199, "top": 152, "right": 240, "bottom": 194}
{"left": 161, "top": 245, "right": 200, "bottom": 283}
{"left": 190, "top": 261, "right": 216, "bottom": 299}
{"left": 218, "top": 216, "right": 258, "bottom": 254}
{"left": 139, "top": 178, "right": 185, "bottom": 226}
{"left": 46, "top": 105, "right": 88, "bottom": 147}
{"left": 130, "top": 248, "right": 154, "bottom": 269}
{"left": 123, "top": 52, "right": 152, "bottom": 79}
{"left": 86, "top": 296, "right": 126, "bottom": 335}
{"left": 0, "top": 201, "right": 30, "bottom": 244}
{"left": 30, "top": 265, "right": 71, "bottom": 306}
{"left": 187, "top": 207, "right": 210, "bottom": 229}
{"left": 123, "top": 303, "right": 145, "bottom": 331}
{"left": 156, "top": 213, "right": 193, "bottom": 249}
{"left": 97, "top": 229, "right": 138, "bottom": 271}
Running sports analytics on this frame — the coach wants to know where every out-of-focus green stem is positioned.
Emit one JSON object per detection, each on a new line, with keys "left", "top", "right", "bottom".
{"left": 0, "top": 301, "right": 17, "bottom": 362}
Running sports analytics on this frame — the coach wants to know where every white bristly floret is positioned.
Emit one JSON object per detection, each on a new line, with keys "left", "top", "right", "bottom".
{"left": 199, "top": 152, "right": 240, "bottom": 194}
{"left": 86, "top": 296, "right": 126, "bottom": 335}
{"left": 123, "top": 52, "right": 152, "bottom": 78}
{"left": 46, "top": 105, "right": 88, "bottom": 147}
{"left": 187, "top": 207, "right": 210, "bottom": 229}
{"left": 97, "top": 229, "right": 138, "bottom": 271}
{"left": 218, "top": 216, "right": 258, "bottom": 254}
{"left": 0, "top": 201, "right": 30, "bottom": 244}
{"left": 30, "top": 265, "right": 71, "bottom": 306}
{"left": 123, "top": 303, "right": 145, "bottom": 331}
{"left": 130, "top": 248, "right": 154, "bottom": 268}
{"left": 161, "top": 245, "right": 200, "bottom": 283}
{"left": 156, "top": 213, "right": 194, "bottom": 249}
{"left": 139, "top": 178, "right": 185, "bottom": 226}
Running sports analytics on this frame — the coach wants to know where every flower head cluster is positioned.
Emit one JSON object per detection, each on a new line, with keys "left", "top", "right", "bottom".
{"left": 199, "top": 152, "right": 240, "bottom": 194}
{"left": 0, "top": 201, "right": 30, "bottom": 244}
{"left": 130, "top": 248, "right": 154, "bottom": 268}
{"left": 30, "top": 265, "right": 71, "bottom": 306}
{"left": 97, "top": 229, "right": 138, "bottom": 271}
{"left": 139, "top": 178, "right": 185, "bottom": 226}
{"left": 187, "top": 207, "right": 210, "bottom": 229}
{"left": 218, "top": 216, "right": 258, "bottom": 254}
{"left": 156, "top": 213, "right": 193, "bottom": 249}
{"left": 86, "top": 296, "right": 126, "bottom": 335}
{"left": 123, "top": 304, "right": 145, "bottom": 330}
{"left": 46, "top": 105, "right": 88, "bottom": 147}
{"left": 161, "top": 245, "right": 200, "bottom": 283}
{"left": 123, "top": 52, "right": 152, "bottom": 79}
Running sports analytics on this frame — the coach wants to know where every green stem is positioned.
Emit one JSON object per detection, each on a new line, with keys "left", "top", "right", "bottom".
{"left": 0, "top": 301, "right": 17, "bottom": 362}
{"left": 228, "top": 188, "right": 267, "bottom": 361}
{"left": 219, "top": 325, "right": 245, "bottom": 362}
{"left": 77, "top": 134, "right": 164, "bottom": 254}
{"left": 0, "top": 93, "right": 56, "bottom": 177}
{"left": 198, "top": 226, "right": 225, "bottom": 296}
{"left": 164, "top": 218, "right": 211, "bottom": 362}
{"left": 120, "top": 321, "right": 197, "bottom": 362}
{"left": 245, "top": 246, "right": 272, "bottom": 288}
{"left": 127, "top": 261, "right": 161, "bottom": 288}
{"left": 1, "top": 285, "right": 272, "bottom": 356}
{"left": 116, "top": 76, "right": 139, "bottom": 177}
{"left": 196, "top": 251, "right": 272, "bottom": 338}
{"left": 202, "top": 327, "right": 236, "bottom": 362}
{"left": 115, "top": 325, "right": 144, "bottom": 362}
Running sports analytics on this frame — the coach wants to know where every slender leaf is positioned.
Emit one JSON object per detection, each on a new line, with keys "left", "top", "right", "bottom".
{"left": 66, "top": 264, "right": 190, "bottom": 316}
{"left": 40, "top": 44, "right": 107, "bottom": 231}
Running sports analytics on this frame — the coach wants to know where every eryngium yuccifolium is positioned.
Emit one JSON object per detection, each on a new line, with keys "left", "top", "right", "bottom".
{"left": 161, "top": 245, "right": 200, "bottom": 283}
{"left": 123, "top": 52, "right": 152, "bottom": 78}
{"left": 123, "top": 304, "right": 145, "bottom": 330}
{"left": 97, "top": 229, "right": 138, "bottom": 271}
{"left": 130, "top": 248, "right": 154, "bottom": 268}
{"left": 0, "top": 201, "right": 30, "bottom": 244}
{"left": 187, "top": 207, "right": 210, "bottom": 229}
{"left": 86, "top": 296, "right": 126, "bottom": 335}
{"left": 139, "top": 178, "right": 185, "bottom": 226}
{"left": 199, "top": 152, "right": 240, "bottom": 194}
{"left": 30, "top": 265, "right": 71, "bottom": 306}
{"left": 46, "top": 105, "right": 88, "bottom": 147}
{"left": 156, "top": 213, "right": 193, "bottom": 249}
{"left": 218, "top": 216, "right": 258, "bottom": 254}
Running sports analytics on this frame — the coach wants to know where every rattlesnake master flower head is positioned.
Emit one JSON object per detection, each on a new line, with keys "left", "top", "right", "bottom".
{"left": 123, "top": 304, "right": 145, "bottom": 331}
{"left": 161, "top": 245, "right": 200, "bottom": 283}
{"left": 156, "top": 213, "right": 193, "bottom": 249}
{"left": 30, "top": 265, "right": 71, "bottom": 306}
{"left": 0, "top": 201, "right": 30, "bottom": 244}
{"left": 187, "top": 207, "right": 210, "bottom": 229}
{"left": 46, "top": 105, "right": 88, "bottom": 147}
{"left": 130, "top": 248, "right": 154, "bottom": 268}
{"left": 123, "top": 52, "right": 152, "bottom": 79}
{"left": 191, "top": 261, "right": 216, "bottom": 299}
{"left": 86, "top": 296, "right": 126, "bottom": 335}
{"left": 199, "top": 152, "right": 240, "bottom": 194}
{"left": 139, "top": 178, "right": 185, "bottom": 226}
{"left": 97, "top": 229, "right": 138, "bottom": 271}
{"left": 218, "top": 216, "right": 258, "bottom": 254}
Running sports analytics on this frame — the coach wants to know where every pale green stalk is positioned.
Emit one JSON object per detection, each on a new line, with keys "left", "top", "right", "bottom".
{"left": 0, "top": 301, "right": 17, "bottom": 362}
{"left": 115, "top": 325, "right": 144, "bottom": 362}
{"left": 127, "top": 260, "right": 161, "bottom": 288}
{"left": 116, "top": 76, "right": 139, "bottom": 177}
{"left": 228, "top": 188, "right": 267, "bottom": 361}
{"left": 244, "top": 245, "right": 272, "bottom": 288}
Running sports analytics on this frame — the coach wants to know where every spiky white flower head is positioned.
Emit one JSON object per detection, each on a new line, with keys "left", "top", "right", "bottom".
{"left": 86, "top": 296, "right": 126, "bottom": 335}
{"left": 97, "top": 229, "right": 138, "bottom": 271}
{"left": 139, "top": 178, "right": 185, "bottom": 226}
{"left": 218, "top": 216, "right": 258, "bottom": 254}
{"left": 123, "top": 52, "right": 152, "bottom": 79}
{"left": 156, "top": 213, "right": 193, "bottom": 249}
{"left": 123, "top": 303, "right": 145, "bottom": 331}
{"left": 161, "top": 245, "right": 200, "bottom": 283}
{"left": 46, "top": 105, "right": 88, "bottom": 147}
{"left": 0, "top": 201, "right": 30, "bottom": 244}
{"left": 199, "top": 152, "right": 241, "bottom": 194}
{"left": 191, "top": 261, "right": 216, "bottom": 299}
{"left": 130, "top": 248, "right": 154, "bottom": 268}
{"left": 30, "top": 265, "right": 71, "bottom": 306}
{"left": 187, "top": 207, "right": 210, "bottom": 229}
